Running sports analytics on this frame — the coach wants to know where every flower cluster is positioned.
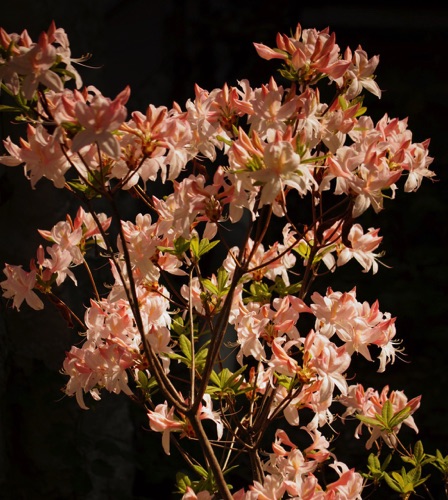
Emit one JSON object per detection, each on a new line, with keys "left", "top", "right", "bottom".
{"left": 0, "top": 22, "right": 438, "bottom": 499}
{"left": 1, "top": 207, "right": 110, "bottom": 310}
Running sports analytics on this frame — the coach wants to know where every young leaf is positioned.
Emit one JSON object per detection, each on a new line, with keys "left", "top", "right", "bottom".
{"left": 388, "top": 405, "right": 411, "bottom": 429}
{"left": 201, "top": 278, "right": 220, "bottom": 296}
{"left": 381, "top": 400, "right": 394, "bottom": 425}
{"left": 198, "top": 238, "right": 220, "bottom": 257}
{"left": 357, "top": 414, "right": 384, "bottom": 428}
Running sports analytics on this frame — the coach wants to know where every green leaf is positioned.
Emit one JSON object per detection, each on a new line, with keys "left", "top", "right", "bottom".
{"left": 355, "top": 106, "right": 367, "bottom": 118}
{"left": 311, "top": 244, "right": 336, "bottom": 265}
{"left": 384, "top": 466, "right": 430, "bottom": 496}
{"left": 391, "top": 469, "right": 406, "bottom": 486}
{"left": 338, "top": 95, "right": 348, "bottom": 110}
{"left": 226, "top": 365, "right": 247, "bottom": 385}
{"left": 178, "top": 334, "right": 192, "bottom": 361}
{"left": 414, "top": 440, "right": 424, "bottom": 462}
{"left": 137, "top": 370, "right": 148, "bottom": 387}
{"left": 60, "top": 121, "right": 83, "bottom": 136}
{"left": 67, "top": 180, "right": 101, "bottom": 199}
{"left": 243, "top": 281, "right": 271, "bottom": 304}
{"left": 171, "top": 316, "right": 186, "bottom": 336}
{"left": 190, "top": 236, "right": 200, "bottom": 259}
{"left": 216, "top": 267, "right": 230, "bottom": 295}
{"left": 407, "top": 467, "right": 430, "bottom": 490}
{"left": 167, "top": 352, "right": 189, "bottom": 364}
{"left": 158, "top": 236, "right": 190, "bottom": 258}
{"left": 284, "top": 281, "right": 302, "bottom": 295}
{"left": 364, "top": 452, "right": 393, "bottom": 483}
{"left": 206, "top": 366, "right": 249, "bottom": 398}
{"left": 301, "top": 154, "right": 331, "bottom": 164}
{"left": 388, "top": 405, "right": 411, "bottom": 429}
{"left": 407, "top": 466, "right": 421, "bottom": 483}
{"left": 209, "top": 370, "right": 221, "bottom": 387}
{"left": 169, "top": 334, "right": 209, "bottom": 372}
{"left": 198, "top": 238, "right": 220, "bottom": 257}
{"left": 194, "top": 342, "right": 210, "bottom": 373}
{"left": 201, "top": 279, "right": 219, "bottom": 296}
{"left": 402, "top": 440, "right": 434, "bottom": 468}
{"left": 0, "top": 104, "right": 24, "bottom": 113}
{"left": 383, "top": 454, "right": 393, "bottom": 470}
{"left": 273, "top": 277, "right": 302, "bottom": 297}
{"left": 428, "top": 449, "right": 448, "bottom": 475}
{"left": 357, "top": 414, "right": 383, "bottom": 428}
{"left": 381, "top": 400, "right": 394, "bottom": 424}
{"left": 367, "top": 453, "right": 381, "bottom": 471}
{"left": 216, "top": 135, "right": 233, "bottom": 147}
{"left": 293, "top": 240, "right": 311, "bottom": 259}
{"left": 276, "top": 373, "right": 295, "bottom": 390}
{"left": 176, "top": 472, "right": 192, "bottom": 494}
{"left": 174, "top": 236, "right": 191, "bottom": 256}
{"left": 192, "top": 465, "right": 208, "bottom": 479}
{"left": 383, "top": 472, "right": 403, "bottom": 493}
{"left": 136, "top": 370, "right": 158, "bottom": 398}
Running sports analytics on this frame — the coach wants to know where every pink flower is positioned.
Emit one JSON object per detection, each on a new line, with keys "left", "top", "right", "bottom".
{"left": 336, "top": 225, "right": 383, "bottom": 274}
{"left": 182, "top": 487, "right": 213, "bottom": 500}
{"left": 311, "top": 287, "right": 398, "bottom": 370}
{"left": 73, "top": 207, "right": 111, "bottom": 249}
{"left": 211, "top": 82, "right": 253, "bottom": 127}
{"left": 1, "top": 124, "right": 70, "bottom": 188}
{"left": 186, "top": 84, "right": 228, "bottom": 162}
{"left": 62, "top": 340, "right": 135, "bottom": 410}
{"left": 248, "top": 78, "right": 299, "bottom": 140}
{"left": 148, "top": 394, "right": 223, "bottom": 455}
{"left": 38, "top": 220, "right": 83, "bottom": 263}
{"left": 1, "top": 264, "right": 43, "bottom": 311}
{"left": 232, "top": 304, "right": 268, "bottom": 364}
{"left": 402, "top": 138, "right": 435, "bottom": 192}
{"left": 252, "top": 140, "right": 314, "bottom": 207}
{"left": 71, "top": 86, "right": 130, "bottom": 158}
{"left": 269, "top": 337, "right": 300, "bottom": 376}
{"left": 339, "top": 384, "right": 421, "bottom": 450}
{"left": 0, "top": 22, "right": 82, "bottom": 98}
{"left": 9, "top": 31, "right": 63, "bottom": 99}
{"left": 119, "top": 213, "right": 161, "bottom": 279}
{"left": 254, "top": 24, "right": 350, "bottom": 86}
{"left": 325, "top": 461, "right": 363, "bottom": 499}
{"left": 337, "top": 46, "right": 381, "bottom": 100}
{"left": 43, "top": 245, "right": 77, "bottom": 286}
{"left": 302, "top": 425, "right": 332, "bottom": 463}
{"left": 249, "top": 474, "right": 286, "bottom": 500}
{"left": 305, "top": 331, "right": 351, "bottom": 404}
{"left": 46, "top": 22, "right": 83, "bottom": 89}
{"left": 148, "top": 402, "right": 185, "bottom": 455}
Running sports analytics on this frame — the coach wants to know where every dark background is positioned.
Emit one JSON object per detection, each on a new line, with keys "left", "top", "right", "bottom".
{"left": 1, "top": 2, "right": 448, "bottom": 499}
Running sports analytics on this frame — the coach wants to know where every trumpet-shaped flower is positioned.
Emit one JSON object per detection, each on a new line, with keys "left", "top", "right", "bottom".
{"left": 9, "top": 31, "right": 62, "bottom": 99}
{"left": 253, "top": 140, "right": 314, "bottom": 207}
{"left": 254, "top": 23, "right": 350, "bottom": 85}
{"left": 1, "top": 264, "right": 43, "bottom": 311}
{"left": 336, "top": 225, "right": 383, "bottom": 274}
{"left": 0, "top": 125, "right": 70, "bottom": 188}
{"left": 148, "top": 394, "right": 223, "bottom": 455}
{"left": 71, "top": 86, "right": 130, "bottom": 159}
{"left": 62, "top": 340, "right": 136, "bottom": 410}
{"left": 339, "top": 384, "right": 421, "bottom": 450}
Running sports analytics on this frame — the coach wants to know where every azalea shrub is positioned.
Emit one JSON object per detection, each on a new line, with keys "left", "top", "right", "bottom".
{"left": 1, "top": 21, "right": 447, "bottom": 499}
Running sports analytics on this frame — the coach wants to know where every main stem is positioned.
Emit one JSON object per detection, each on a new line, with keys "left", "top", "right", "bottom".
{"left": 187, "top": 412, "right": 233, "bottom": 500}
